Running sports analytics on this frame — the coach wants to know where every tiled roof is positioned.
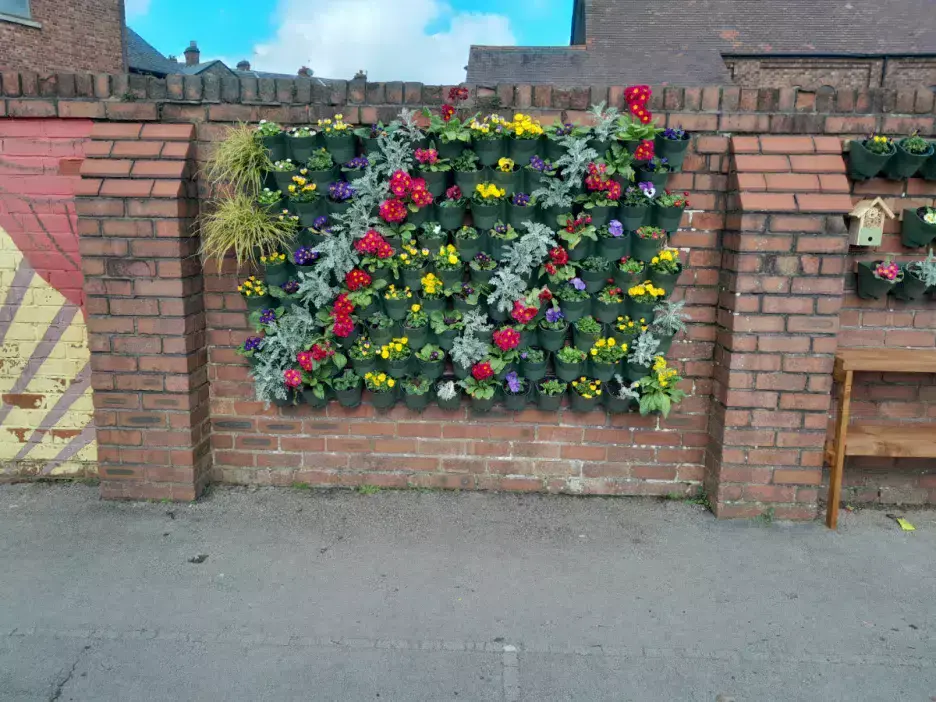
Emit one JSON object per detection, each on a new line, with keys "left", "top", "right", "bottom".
{"left": 125, "top": 27, "right": 179, "bottom": 77}
{"left": 468, "top": 0, "right": 936, "bottom": 85}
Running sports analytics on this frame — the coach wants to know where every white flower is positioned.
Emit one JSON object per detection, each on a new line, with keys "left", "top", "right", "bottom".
{"left": 924, "top": 211, "right": 936, "bottom": 225}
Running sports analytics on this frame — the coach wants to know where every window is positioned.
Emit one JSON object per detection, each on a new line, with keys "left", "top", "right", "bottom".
{"left": 0, "top": 0, "right": 31, "bottom": 19}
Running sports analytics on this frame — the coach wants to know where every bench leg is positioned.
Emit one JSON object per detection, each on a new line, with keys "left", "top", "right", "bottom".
{"left": 826, "top": 370, "right": 853, "bottom": 529}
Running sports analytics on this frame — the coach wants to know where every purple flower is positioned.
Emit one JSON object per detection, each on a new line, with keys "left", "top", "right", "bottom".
{"left": 473, "top": 252, "right": 493, "bottom": 265}
{"left": 608, "top": 220, "right": 623, "bottom": 238}
{"left": 571, "top": 277, "right": 586, "bottom": 291}
{"left": 429, "top": 350, "right": 442, "bottom": 361}
{"left": 638, "top": 182, "right": 656, "bottom": 199}
{"left": 520, "top": 351, "right": 528, "bottom": 360}
{"left": 493, "top": 224, "right": 508, "bottom": 235}
{"left": 555, "top": 123, "right": 574, "bottom": 136}
{"left": 505, "top": 371, "right": 522, "bottom": 394}
{"left": 545, "top": 307, "right": 564, "bottom": 323}
{"left": 281, "top": 280, "right": 300, "bottom": 294}
{"left": 663, "top": 126, "right": 686, "bottom": 140}
{"left": 259, "top": 309, "right": 277, "bottom": 325}
{"left": 529, "top": 155, "right": 545, "bottom": 171}
{"left": 244, "top": 336, "right": 264, "bottom": 352}
{"left": 293, "top": 246, "right": 319, "bottom": 265}
{"left": 512, "top": 192, "right": 530, "bottom": 207}
{"left": 328, "top": 181, "right": 355, "bottom": 202}
{"left": 345, "top": 156, "right": 369, "bottom": 169}
{"left": 370, "top": 124, "right": 383, "bottom": 138}
{"left": 313, "top": 216, "right": 329, "bottom": 229}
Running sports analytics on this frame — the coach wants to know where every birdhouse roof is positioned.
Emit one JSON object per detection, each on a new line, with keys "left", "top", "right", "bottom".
{"left": 850, "top": 197, "right": 895, "bottom": 220}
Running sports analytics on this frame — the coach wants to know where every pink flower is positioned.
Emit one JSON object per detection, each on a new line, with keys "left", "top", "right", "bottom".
{"left": 284, "top": 369, "right": 302, "bottom": 388}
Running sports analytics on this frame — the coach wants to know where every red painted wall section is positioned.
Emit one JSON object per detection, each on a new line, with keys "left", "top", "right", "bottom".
{"left": 0, "top": 118, "right": 90, "bottom": 308}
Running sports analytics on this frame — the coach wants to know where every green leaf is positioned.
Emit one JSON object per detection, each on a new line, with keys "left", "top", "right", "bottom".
{"left": 333, "top": 352, "right": 347, "bottom": 369}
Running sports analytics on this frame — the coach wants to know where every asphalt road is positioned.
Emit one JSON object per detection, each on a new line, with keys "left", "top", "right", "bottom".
{"left": 0, "top": 483, "right": 934, "bottom": 701}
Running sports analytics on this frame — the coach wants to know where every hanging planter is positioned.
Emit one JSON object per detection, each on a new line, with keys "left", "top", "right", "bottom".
{"left": 368, "top": 387, "right": 398, "bottom": 410}
{"left": 652, "top": 204, "right": 684, "bottom": 233}
{"left": 894, "top": 265, "right": 929, "bottom": 301}
{"left": 558, "top": 296, "right": 589, "bottom": 323}
{"left": 416, "top": 169, "right": 449, "bottom": 198}
{"left": 502, "top": 381, "right": 531, "bottom": 411}
{"left": 636, "top": 162, "right": 671, "bottom": 191}
{"left": 469, "top": 392, "right": 498, "bottom": 412}
{"left": 301, "top": 387, "right": 329, "bottom": 409}
{"left": 572, "top": 321, "right": 601, "bottom": 352}
{"left": 569, "top": 384, "right": 602, "bottom": 413}
{"left": 900, "top": 207, "right": 936, "bottom": 248}
{"left": 403, "top": 389, "right": 433, "bottom": 412}
{"left": 473, "top": 137, "right": 505, "bottom": 167}
{"left": 416, "top": 351, "right": 445, "bottom": 380}
{"left": 260, "top": 132, "right": 287, "bottom": 162}
{"left": 538, "top": 321, "right": 568, "bottom": 352}
{"left": 509, "top": 138, "right": 542, "bottom": 164}
{"left": 385, "top": 356, "right": 413, "bottom": 379}
{"left": 402, "top": 322, "right": 429, "bottom": 348}
{"left": 454, "top": 169, "right": 483, "bottom": 193}
{"left": 490, "top": 165, "right": 522, "bottom": 194}
{"left": 244, "top": 294, "right": 272, "bottom": 313}
{"left": 555, "top": 353, "right": 586, "bottom": 382}
{"left": 438, "top": 204, "right": 467, "bottom": 231}
{"left": 454, "top": 227, "right": 483, "bottom": 260}
{"left": 882, "top": 136, "right": 934, "bottom": 180}
{"left": 470, "top": 201, "right": 505, "bottom": 231}
{"left": 334, "top": 382, "right": 363, "bottom": 409}
{"left": 855, "top": 259, "right": 902, "bottom": 300}
{"left": 535, "top": 379, "right": 566, "bottom": 410}
{"left": 592, "top": 297, "right": 622, "bottom": 324}
{"left": 632, "top": 227, "right": 666, "bottom": 262}
{"left": 649, "top": 264, "right": 683, "bottom": 295}
{"left": 436, "top": 139, "right": 466, "bottom": 161}
{"left": 921, "top": 152, "right": 936, "bottom": 181}
{"left": 323, "top": 133, "right": 355, "bottom": 165}
{"left": 847, "top": 137, "right": 896, "bottom": 180}
{"left": 520, "top": 350, "right": 549, "bottom": 381}
{"left": 407, "top": 204, "right": 433, "bottom": 227}
{"left": 435, "top": 381, "right": 462, "bottom": 410}
{"left": 618, "top": 205, "right": 649, "bottom": 231}
{"left": 654, "top": 128, "right": 690, "bottom": 171}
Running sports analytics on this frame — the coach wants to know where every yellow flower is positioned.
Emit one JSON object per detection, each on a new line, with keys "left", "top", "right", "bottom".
{"left": 400, "top": 337, "right": 408, "bottom": 344}
{"left": 447, "top": 255, "right": 458, "bottom": 265}
{"left": 387, "top": 379, "right": 395, "bottom": 388}
{"left": 378, "top": 373, "right": 386, "bottom": 381}
{"left": 335, "top": 114, "right": 343, "bottom": 120}
{"left": 394, "top": 344, "right": 403, "bottom": 352}
{"left": 411, "top": 304, "right": 421, "bottom": 312}
{"left": 651, "top": 256, "right": 659, "bottom": 264}
{"left": 607, "top": 338, "right": 615, "bottom": 347}
{"left": 421, "top": 248, "right": 430, "bottom": 256}
{"left": 381, "top": 351, "right": 389, "bottom": 359}
{"left": 590, "top": 348, "right": 597, "bottom": 356}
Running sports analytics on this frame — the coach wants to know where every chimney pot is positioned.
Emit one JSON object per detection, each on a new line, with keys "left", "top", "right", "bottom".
{"left": 236, "top": 60, "right": 251, "bottom": 71}
{"left": 297, "top": 66, "right": 313, "bottom": 77}
{"left": 184, "top": 40, "right": 200, "bottom": 66}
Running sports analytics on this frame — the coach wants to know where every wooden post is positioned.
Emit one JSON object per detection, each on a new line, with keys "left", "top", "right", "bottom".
{"left": 826, "top": 368, "right": 853, "bottom": 529}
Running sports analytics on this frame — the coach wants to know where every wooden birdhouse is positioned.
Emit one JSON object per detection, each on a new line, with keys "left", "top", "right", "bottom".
{"left": 847, "top": 198, "right": 895, "bottom": 247}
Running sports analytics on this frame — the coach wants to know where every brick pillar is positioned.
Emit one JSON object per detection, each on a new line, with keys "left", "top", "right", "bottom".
{"left": 77, "top": 122, "right": 210, "bottom": 500}
{"left": 706, "top": 136, "right": 852, "bottom": 519}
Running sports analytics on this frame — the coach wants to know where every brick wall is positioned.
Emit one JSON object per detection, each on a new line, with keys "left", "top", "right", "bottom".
{"left": 0, "top": 118, "right": 96, "bottom": 478}
{"left": 1, "top": 74, "right": 934, "bottom": 516}
{"left": 725, "top": 57, "right": 936, "bottom": 91}
{"left": 0, "top": 0, "right": 124, "bottom": 75}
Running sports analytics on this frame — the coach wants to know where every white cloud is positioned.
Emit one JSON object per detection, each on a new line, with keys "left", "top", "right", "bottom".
{"left": 250, "top": 0, "right": 516, "bottom": 83}
{"left": 124, "top": 0, "right": 150, "bottom": 18}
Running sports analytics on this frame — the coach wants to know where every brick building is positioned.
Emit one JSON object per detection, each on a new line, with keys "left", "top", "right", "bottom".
{"left": 467, "top": 0, "right": 936, "bottom": 90}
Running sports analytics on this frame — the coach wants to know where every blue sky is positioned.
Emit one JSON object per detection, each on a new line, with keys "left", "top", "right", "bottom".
{"left": 127, "top": 0, "right": 574, "bottom": 83}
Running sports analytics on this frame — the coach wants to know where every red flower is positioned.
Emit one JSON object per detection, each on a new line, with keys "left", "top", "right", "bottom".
{"left": 375, "top": 242, "right": 395, "bottom": 259}
{"left": 606, "top": 180, "right": 622, "bottom": 201}
{"left": 379, "top": 198, "right": 407, "bottom": 223}
{"left": 345, "top": 268, "right": 372, "bottom": 292}
{"left": 284, "top": 369, "right": 302, "bottom": 388}
{"left": 471, "top": 361, "right": 494, "bottom": 381}
{"left": 511, "top": 300, "right": 537, "bottom": 325}
{"left": 297, "top": 351, "right": 314, "bottom": 371}
{"left": 625, "top": 85, "right": 651, "bottom": 105}
{"left": 538, "top": 288, "right": 553, "bottom": 303}
{"left": 492, "top": 327, "right": 520, "bottom": 352}
{"left": 549, "top": 247, "right": 569, "bottom": 265}
{"left": 448, "top": 86, "right": 469, "bottom": 102}
{"left": 332, "top": 293, "right": 355, "bottom": 317}
{"left": 411, "top": 188, "right": 434, "bottom": 208}
{"left": 415, "top": 148, "right": 439, "bottom": 165}
{"left": 354, "top": 229, "right": 387, "bottom": 254}
{"left": 410, "top": 176, "right": 428, "bottom": 193}
{"left": 332, "top": 316, "right": 354, "bottom": 338}
{"left": 310, "top": 343, "right": 332, "bottom": 362}
{"left": 446, "top": 185, "right": 462, "bottom": 201}
{"left": 634, "top": 140, "right": 654, "bottom": 161}
{"left": 440, "top": 104, "right": 456, "bottom": 122}
{"left": 545, "top": 262, "right": 557, "bottom": 275}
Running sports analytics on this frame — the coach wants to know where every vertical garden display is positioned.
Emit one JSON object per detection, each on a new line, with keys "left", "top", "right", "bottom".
{"left": 208, "top": 86, "right": 692, "bottom": 417}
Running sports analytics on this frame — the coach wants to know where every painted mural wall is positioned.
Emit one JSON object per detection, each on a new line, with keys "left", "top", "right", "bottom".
{"left": 0, "top": 118, "right": 96, "bottom": 478}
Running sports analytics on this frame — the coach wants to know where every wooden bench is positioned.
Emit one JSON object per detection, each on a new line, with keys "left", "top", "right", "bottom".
{"left": 825, "top": 348, "right": 936, "bottom": 529}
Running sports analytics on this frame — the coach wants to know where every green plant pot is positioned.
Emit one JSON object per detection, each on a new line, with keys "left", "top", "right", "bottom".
{"left": 418, "top": 232, "right": 447, "bottom": 251}
{"left": 855, "top": 261, "right": 897, "bottom": 300}
{"left": 544, "top": 139, "right": 566, "bottom": 162}
{"left": 604, "top": 387, "right": 636, "bottom": 414}
{"left": 885, "top": 141, "right": 935, "bottom": 180}
{"left": 453, "top": 297, "right": 480, "bottom": 314}
{"left": 654, "top": 134, "right": 690, "bottom": 171}
{"left": 403, "top": 323, "right": 429, "bottom": 348}
{"left": 418, "top": 358, "right": 445, "bottom": 380}
{"left": 454, "top": 232, "right": 482, "bottom": 261}
{"left": 473, "top": 138, "right": 505, "bottom": 167}
{"left": 323, "top": 133, "right": 356, "bottom": 165}
{"left": 586, "top": 205, "right": 613, "bottom": 228}
{"left": 558, "top": 298, "right": 588, "bottom": 323}
{"left": 306, "top": 166, "right": 338, "bottom": 191}
{"left": 502, "top": 386, "right": 531, "bottom": 411}
{"left": 383, "top": 298, "right": 409, "bottom": 322}
{"left": 288, "top": 198, "right": 326, "bottom": 226}
{"left": 454, "top": 169, "right": 482, "bottom": 193}
{"left": 494, "top": 362, "right": 518, "bottom": 381}
{"left": 848, "top": 139, "right": 894, "bottom": 180}
{"left": 288, "top": 135, "right": 322, "bottom": 163}
{"left": 436, "top": 386, "right": 462, "bottom": 410}
{"left": 566, "top": 238, "right": 595, "bottom": 262}
{"left": 508, "top": 204, "right": 537, "bottom": 229}
{"left": 403, "top": 391, "right": 432, "bottom": 412}
{"left": 469, "top": 393, "right": 498, "bottom": 413}
{"left": 491, "top": 168, "right": 522, "bottom": 194}
{"left": 921, "top": 153, "right": 936, "bottom": 181}
{"left": 652, "top": 205, "right": 684, "bottom": 233}
{"left": 368, "top": 325, "right": 394, "bottom": 347}
{"left": 434, "top": 139, "right": 464, "bottom": 160}
{"left": 538, "top": 204, "right": 565, "bottom": 228}
{"left": 402, "top": 266, "right": 428, "bottom": 291}
{"left": 520, "top": 354, "right": 549, "bottom": 382}
{"left": 509, "top": 138, "right": 543, "bottom": 164}
{"left": 618, "top": 205, "right": 649, "bottom": 231}
{"left": 359, "top": 136, "right": 380, "bottom": 155}
{"left": 587, "top": 137, "right": 611, "bottom": 157}
{"left": 261, "top": 133, "right": 287, "bottom": 162}
{"left": 302, "top": 388, "right": 329, "bottom": 409}
{"left": 524, "top": 168, "right": 547, "bottom": 194}
{"left": 573, "top": 327, "right": 599, "bottom": 352}
{"left": 265, "top": 263, "right": 291, "bottom": 287}
{"left": 335, "top": 325, "right": 361, "bottom": 349}
{"left": 368, "top": 387, "right": 398, "bottom": 410}
{"left": 518, "top": 327, "right": 536, "bottom": 349}
{"left": 418, "top": 169, "right": 449, "bottom": 198}
{"left": 537, "top": 324, "right": 568, "bottom": 352}
{"left": 453, "top": 362, "right": 471, "bottom": 380}
{"left": 271, "top": 169, "right": 299, "bottom": 193}
{"left": 438, "top": 205, "right": 467, "bottom": 231}
{"left": 271, "top": 390, "right": 300, "bottom": 407}
{"left": 434, "top": 267, "right": 463, "bottom": 289}
{"left": 245, "top": 294, "right": 272, "bottom": 313}
{"left": 489, "top": 236, "right": 514, "bottom": 262}
{"left": 470, "top": 267, "right": 496, "bottom": 285}
{"left": 656, "top": 333, "right": 675, "bottom": 355}
{"left": 434, "top": 328, "right": 459, "bottom": 351}
{"left": 598, "top": 235, "right": 629, "bottom": 261}
{"left": 335, "top": 384, "right": 363, "bottom": 408}
{"left": 385, "top": 357, "right": 412, "bottom": 379}
{"left": 649, "top": 266, "right": 682, "bottom": 295}
{"left": 258, "top": 198, "right": 285, "bottom": 216}
{"left": 900, "top": 208, "right": 936, "bottom": 248}
{"left": 628, "top": 299, "right": 656, "bottom": 321}
{"left": 419, "top": 294, "right": 446, "bottom": 314}
{"left": 588, "top": 358, "right": 617, "bottom": 382}
{"left": 408, "top": 205, "right": 434, "bottom": 227}
{"left": 631, "top": 235, "right": 664, "bottom": 263}
{"left": 488, "top": 300, "right": 509, "bottom": 322}
{"left": 637, "top": 168, "right": 670, "bottom": 191}
{"left": 470, "top": 202, "right": 504, "bottom": 231}
{"left": 569, "top": 391, "right": 600, "bottom": 413}
{"left": 614, "top": 266, "right": 645, "bottom": 289}
{"left": 894, "top": 270, "right": 927, "bottom": 301}
{"left": 326, "top": 198, "right": 352, "bottom": 217}
{"left": 352, "top": 356, "right": 378, "bottom": 376}
{"left": 624, "top": 361, "right": 649, "bottom": 383}
{"left": 580, "top": 267, "right": 611, "bottom": 294}
{"left": 592, "top": 299, "right": 622, "bottom": 324}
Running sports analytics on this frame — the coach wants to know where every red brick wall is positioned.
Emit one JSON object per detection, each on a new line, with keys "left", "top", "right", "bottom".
{"left": 726, "top": 57, "right": 936, "bottom": 91}
{"left": 0, "top": 0, "right": 125, "bottom": 75}
{"left": 836, "top": 176, "right": 936, "bottom": 505}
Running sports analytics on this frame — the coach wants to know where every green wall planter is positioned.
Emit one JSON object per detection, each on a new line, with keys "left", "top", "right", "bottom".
{"left": 900, "top": 208, "right": 936, "bottom": 248}
{"left": 882, "top": 141, "right": 934, "bottom": 180}
{"left": 473, "top": 138, "right": 505, "bottom": 167}
{"left": 855, "top": 261, "right": 897, "bottom": 300}
{"left": 654, "top": 134, "right": 690, "bottom": 171}
{"left": 848, "top": 139, "right": 894, "bottom": 180}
